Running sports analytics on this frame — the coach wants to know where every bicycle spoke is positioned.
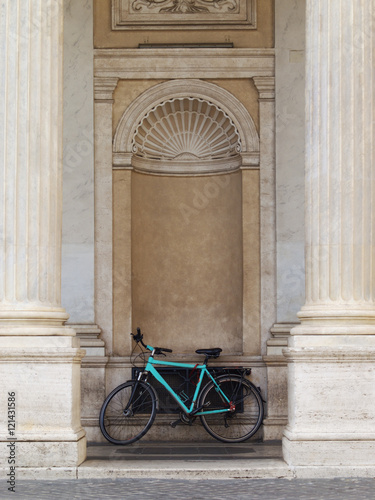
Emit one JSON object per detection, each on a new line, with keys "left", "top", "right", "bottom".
{"left": 99, "top": 381, "right": 156, "bottom": 445}
{"left": 199, "top": 376, "right": 264, "bottom": 443}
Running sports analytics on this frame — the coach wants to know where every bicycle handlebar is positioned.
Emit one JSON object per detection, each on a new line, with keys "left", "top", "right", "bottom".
{"left": 132, "top": 327, "right": 145, "bottom": 346}
{"left": 154, "top": 347, "right": 173, "bottom": 354}
{"left": 131, "top": 328, "right": 173, "bottom": 355}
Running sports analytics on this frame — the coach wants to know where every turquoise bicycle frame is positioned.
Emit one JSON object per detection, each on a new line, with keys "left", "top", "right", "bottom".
{"left": 143, "top": 345, "right": 232, "bottom": 416}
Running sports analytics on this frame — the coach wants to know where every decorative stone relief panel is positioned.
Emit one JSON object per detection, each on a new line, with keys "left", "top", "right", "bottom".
{"left": 112, "top": 0, "right": 256, "bottom": 30}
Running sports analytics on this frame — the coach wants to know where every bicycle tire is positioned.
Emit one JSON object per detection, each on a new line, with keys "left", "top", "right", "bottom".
{"left": 198, "top": 375, "right": 264, "bottom": 443}
{"left": 99, "top": 380, "right": 157, "bottom": 445}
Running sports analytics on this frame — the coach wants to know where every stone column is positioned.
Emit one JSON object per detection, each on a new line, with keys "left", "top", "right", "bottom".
{"left": 283, "top": 0, "right": 375, "bottom": 466}
{"left": 0, "top": 0, "right": 86, "bottom": 467}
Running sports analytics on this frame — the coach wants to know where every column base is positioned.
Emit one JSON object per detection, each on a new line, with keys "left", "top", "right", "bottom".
{"left": 1, "top": 435, "right": 87, "bottom": 468}
{"left": 0, "top": 334, "right": 87, "bottom": 467}
{"left": 283, "top": 432, "right": 375, "bottom": 466}
{"left": 263, "top": 417, "right": 288, "bottom": 441}
{"left": 283, "top": 333, "right": 375, "bottom": 467}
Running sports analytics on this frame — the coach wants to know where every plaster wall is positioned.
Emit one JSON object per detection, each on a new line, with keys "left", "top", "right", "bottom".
{"left": 275, "top": 0, "right": 305, "bottom": 323}
{"left": 131, "top": 171, "right": 244, "bottom": 354}
{"left": 62, "top": 0, "right": 95, "bottom": 324}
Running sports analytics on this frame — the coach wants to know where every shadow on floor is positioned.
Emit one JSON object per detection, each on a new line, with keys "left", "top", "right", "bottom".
{"left": 87, "top": 441, "right": 283, "bottom": 461}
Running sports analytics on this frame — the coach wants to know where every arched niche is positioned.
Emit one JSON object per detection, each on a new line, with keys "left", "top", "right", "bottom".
{"left": 132, "top": 97, "right": 242, "bottom": 174}
{"left": 113, "top": 79, "right": 259, "bottom": 166}
{"left": 113, "top": 80, "right": 260, "bottom": 354}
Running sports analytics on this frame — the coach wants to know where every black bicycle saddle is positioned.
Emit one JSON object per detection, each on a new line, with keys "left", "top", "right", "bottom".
{"left": 195, "top": 348, "right": 222, "bottom": 358}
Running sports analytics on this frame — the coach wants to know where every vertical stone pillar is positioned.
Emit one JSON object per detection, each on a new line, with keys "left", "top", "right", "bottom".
{"left": 253, "top": 77, "right": 276, "bottom": 356}
{"left": 0, "top": 0, "right": 86, "bottom": 467}
{"left": 253, "top": 77, "right": 284, "bottom": 440}
{"left": 283, "top": 0, "right": 375, "bottom": 466}
{"left": 94, "top": 77, "right": 118, "bottom": 359}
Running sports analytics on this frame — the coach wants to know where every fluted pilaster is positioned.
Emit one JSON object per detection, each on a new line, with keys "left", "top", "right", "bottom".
{"left": 0, "top": 0, "right": 69, "bottom": 328}
{"left": 302, "top": 0, "right": 375, "bottom": 320}
{"left": 283, "top": 0, "right": 375, "bottom": 468}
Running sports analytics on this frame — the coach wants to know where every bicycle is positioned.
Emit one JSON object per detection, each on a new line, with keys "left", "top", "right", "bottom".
{"left": 99, "top": 328, "right": 264, "bottom": 445}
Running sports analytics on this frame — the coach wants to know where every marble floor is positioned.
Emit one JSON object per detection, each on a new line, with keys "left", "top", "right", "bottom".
{"left": 77, "top": 441, "right": 291, "bottom": 480}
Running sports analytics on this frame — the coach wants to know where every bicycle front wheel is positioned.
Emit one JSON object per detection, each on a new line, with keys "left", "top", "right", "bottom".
{"left": 99, "top": 380, "right": 157, "bottom": 445}
{"left": 199, "top": 375, "right": 264, "bottom": 443}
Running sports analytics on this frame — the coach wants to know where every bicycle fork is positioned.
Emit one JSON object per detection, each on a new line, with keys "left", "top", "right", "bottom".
{"left": 123, "top": 372, "right": 144, "bottom": 416}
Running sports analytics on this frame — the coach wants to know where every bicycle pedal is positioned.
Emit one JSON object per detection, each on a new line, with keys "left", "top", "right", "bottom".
{"left": 170, "top": 419, "right": 181, "bottom": 428}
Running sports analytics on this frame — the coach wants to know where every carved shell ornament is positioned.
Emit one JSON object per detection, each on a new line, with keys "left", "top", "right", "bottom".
{"left": 132, "top": 97, "right": 242, "bottom": 162}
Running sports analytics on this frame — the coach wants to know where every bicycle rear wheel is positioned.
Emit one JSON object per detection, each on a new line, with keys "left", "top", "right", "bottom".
{"left": 99, "top": 380, "right": 156, "bottom": 445}
{"left": 198, "top": 375, "right": 264, "bottom": 443}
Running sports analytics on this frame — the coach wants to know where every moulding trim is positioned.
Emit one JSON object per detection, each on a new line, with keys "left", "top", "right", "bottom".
{"left": 253, "top": 76, "right": 276, "bottom": 100}
{"left": 94, "top": 77, "right": 119, "bottom": 101}
{"left": 94, "top": 48, "right": 275, "bottom": 80}
{"left": 132, "top": 155, "right": 242, "bottom": 176}
{"left": 270, "top": 323, "right": 298, "bottom": 337}
{"left": 283, "top": 347, "right": 375, "bottom": 363}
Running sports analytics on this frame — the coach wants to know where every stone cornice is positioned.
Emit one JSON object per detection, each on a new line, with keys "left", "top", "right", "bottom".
{"left": 270, "top": 322, "right": 298, "bottom": 337}
{"left": 94, "top": 76, "right": 119, "bottom": 101}
{"left": 113, "top": 151, "right": 261, "bottom": 170}
{"left": 253, "top": 76, "right": 275, "bottom": 100}
{"left": 94, "top": 48, "right": 275, "bottom": 79}
{"left": 82, "top": 357, "right": 108, "bottom": 368}
{"left": 132, "top": 155, "right": 242, "bottom": 176}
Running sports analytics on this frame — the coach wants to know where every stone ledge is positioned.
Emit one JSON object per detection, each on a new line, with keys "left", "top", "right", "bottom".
{"left": 6, "top": 462, "right": 375, "bottom": 480}
{"left": 0, "top": 467, "right": 78, "bottom": 480}
{"left": 283, "top": 434, "right": 375, "bottom": 467}
{"left": 283, "top": 346, "right": 375, "bottom": 362}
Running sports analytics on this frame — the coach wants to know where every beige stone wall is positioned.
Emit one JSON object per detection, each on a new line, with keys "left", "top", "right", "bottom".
{"left": 94, "top": 0, "right": 274, "bottom": 49}
{"left": 131, "top": 171, "right": 244, "bottom": 354}
{"left": 113, "top": 169, "right": 261, "bottom": 357}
